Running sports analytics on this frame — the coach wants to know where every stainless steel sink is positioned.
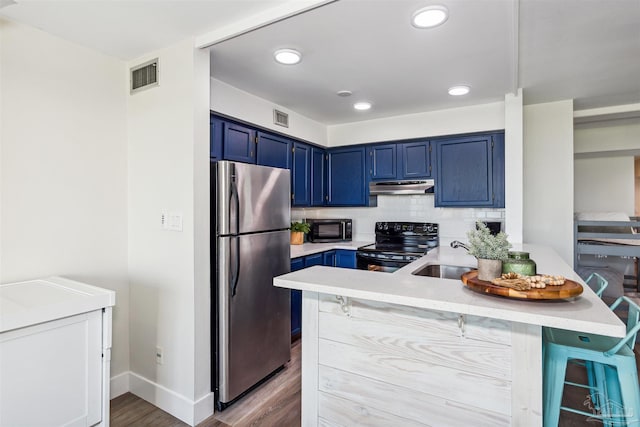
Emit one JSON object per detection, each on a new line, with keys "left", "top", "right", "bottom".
{"left": 412, "top": 264, "right": 475, "bottom": 280}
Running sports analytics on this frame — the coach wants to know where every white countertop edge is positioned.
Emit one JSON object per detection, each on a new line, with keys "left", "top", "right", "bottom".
{"left": 275, "top": 274, "right": 623, "bottom": 337}
{"left": 290, "top": 241, "right": 372, "bottom": 258}
{"left": 275, "top": 245, "right": 627, "bottom": 337}
{"left": 0, "top": 276, "right": 116, "bottom": 333}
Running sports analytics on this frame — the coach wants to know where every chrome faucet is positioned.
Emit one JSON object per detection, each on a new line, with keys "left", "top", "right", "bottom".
{"left": 450, "top": 240, "right": 470, "bottom": 252}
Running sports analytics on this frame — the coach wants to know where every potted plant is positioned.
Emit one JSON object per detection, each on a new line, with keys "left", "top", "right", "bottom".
{"left": 467, "top": 221, "right": 511, "bottom": 281}
{"left": 290, "top": 221, "right": 310, "bottom": 245}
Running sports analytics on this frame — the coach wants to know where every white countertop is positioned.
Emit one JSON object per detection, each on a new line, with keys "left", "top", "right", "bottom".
{"left": 275, "top": 244, "right": 626, "bottom": 337}
{"left": 290, "top": 241, "right": 372, "bottom": 258}
{"left": 0, "top": 276, "right": 116, "bottom": 333}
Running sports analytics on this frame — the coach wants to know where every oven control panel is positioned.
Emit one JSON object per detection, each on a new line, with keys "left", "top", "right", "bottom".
{"left": 375, "top": 222, "right": 438, "bottom": 236}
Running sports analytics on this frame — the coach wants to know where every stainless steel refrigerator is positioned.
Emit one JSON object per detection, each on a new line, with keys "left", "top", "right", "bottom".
{"left": 211, "top": 160, "right": 291, "bottom": 410}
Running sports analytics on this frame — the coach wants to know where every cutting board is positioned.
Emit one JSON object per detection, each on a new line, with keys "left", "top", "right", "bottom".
{"left": 461, "top": 270, "right": 583, "bottom": 300}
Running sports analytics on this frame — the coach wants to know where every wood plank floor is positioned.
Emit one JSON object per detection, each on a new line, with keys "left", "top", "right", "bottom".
{"left": 111, "top": 340, "right": 639, "bottom": 426}
{"left": 110, "top": 339, "right": 301, "bottom": 427}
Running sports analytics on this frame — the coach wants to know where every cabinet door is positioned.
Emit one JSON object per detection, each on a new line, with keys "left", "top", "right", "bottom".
{"left": 311, "top": 147, "right": 326, "bottom": 206}
{"left": 292, "top": 142, "right": 312, "bottom": 206}
{"left": 335, "top": 249, "right": 356, "bottom": 269}
{"left": 399, "top": 140, "right": 431, "bottom": 179}
{"left": 290, "top": 258, "right": 304, "bottom": 338}
{"left": 223, "top": 122, "right": 256, "bottom": 163}
{"left": 327, "top": 147, "right": 367, "bottom": 206}
{"left": 210, "top": 115, "right": 223, "bottom": 160}
{"left": 323, "top": 250, "right": 336, "bottom": 267}
{"left": 367, "top": 144, "right": 397, "bottom": 181}
{"left": 435, "top": 134, "right": 497, "bottom": 207}
{"left": 304, "top": 253, "right": 324, "bottom": 267}
{"left": 256, "top": 132, "right": 291, "bottom": 169}
{"left": 0, "top": 311, "right": 103, "bottom": 426}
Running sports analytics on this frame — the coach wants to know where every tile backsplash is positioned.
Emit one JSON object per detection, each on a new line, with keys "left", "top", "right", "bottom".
{"left": 292, "top": 195, "right": 505, "bottom": 244}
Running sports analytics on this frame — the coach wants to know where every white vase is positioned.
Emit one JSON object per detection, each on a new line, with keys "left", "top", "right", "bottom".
{"left": 477, "top": 258, "right": 502, "bottom": 281}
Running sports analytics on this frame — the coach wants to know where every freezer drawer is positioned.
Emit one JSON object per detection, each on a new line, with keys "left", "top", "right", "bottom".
{"left": 216, "top": 229, "right": 291, "bottom": 404}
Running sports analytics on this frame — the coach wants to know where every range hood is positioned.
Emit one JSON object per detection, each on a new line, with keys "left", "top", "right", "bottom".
{"left": 369, "top": 179, "right": 435, "bottom": 195}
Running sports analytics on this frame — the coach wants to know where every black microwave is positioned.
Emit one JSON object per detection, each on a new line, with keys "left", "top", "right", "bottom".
{"left": 306, "top": 218, "right": 352, "bottom": 243}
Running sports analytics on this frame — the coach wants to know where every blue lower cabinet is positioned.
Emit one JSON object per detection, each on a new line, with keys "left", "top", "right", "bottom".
{"left": 304, "top": 253, "right": 323, "bottom": 267}
{"left": 290, "top": 258, "right": 305, "bottom": 338}
{"left": 335, "top": 250, "right": 357, "bottom": 269}
{"left": 290, "top": 250, "right": 356, "bottom": 338}
{"left": 323, "top": 250, "right": 336, "bottom": 267}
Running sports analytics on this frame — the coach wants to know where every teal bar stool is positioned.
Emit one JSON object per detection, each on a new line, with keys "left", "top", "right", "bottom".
{"left": 543, "top": 296, "right": 640, "bottom": 426}
{"left": 567, "top": 273, "right": 610, "bottom": 415}
{"left": 586, "top": 272, "right": 609, "bottom": 298}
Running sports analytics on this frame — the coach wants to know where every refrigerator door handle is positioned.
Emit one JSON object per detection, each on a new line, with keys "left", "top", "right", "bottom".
{"left": 229, "top": 163, "right": 240, "bottom": 236}
{"left": 230, "top": 236, "right": 241, "bottom": 297}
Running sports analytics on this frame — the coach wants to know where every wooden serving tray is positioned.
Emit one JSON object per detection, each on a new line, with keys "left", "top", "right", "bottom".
{"left": 461, "top": 270, "right": 583, "bottom": 300}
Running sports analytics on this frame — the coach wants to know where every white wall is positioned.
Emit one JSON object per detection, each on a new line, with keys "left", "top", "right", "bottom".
{"left": 523, "top": 100, "right": 574, "bottom": 264}
{"left": 574, "top": 117, "right": 640, "bottom": 154}
{"left": 504, "top": 90, "right": 524, "bottom": 242}
{"left": 127, "top": 39, "right": 211, "bottom": 425}
{"left": 574, "top": 157, "right": 634, "bottom": 215}
{"left": 0, "top": 19, "right": 130, "bottom": 378}
{"left": 210, "top": 77, "right": 327, "bottom": 145}
{"left": 293, "top": 198, "right": 505, "bottom": 245}
{"left": 327, "top": 102, "right": 505, "bottom": 146}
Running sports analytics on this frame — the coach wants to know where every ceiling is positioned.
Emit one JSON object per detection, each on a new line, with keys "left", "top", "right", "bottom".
{"left": 1, "top": 0, "right": 639, "bottom": 125}
{"left": 210, "top": 0, "right": 640, "bottom": 124}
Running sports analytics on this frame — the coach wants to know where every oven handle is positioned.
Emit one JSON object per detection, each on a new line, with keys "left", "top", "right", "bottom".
{"left": 342, "top": 222, "right": 346, "bottom": 240}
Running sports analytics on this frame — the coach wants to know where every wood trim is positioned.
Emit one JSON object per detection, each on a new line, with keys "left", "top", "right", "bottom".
{"left": 511, "top": 323, "right": 543, "bottom": 425}
{"left": 302, "top": 291, "right": 320, "bottom": 427}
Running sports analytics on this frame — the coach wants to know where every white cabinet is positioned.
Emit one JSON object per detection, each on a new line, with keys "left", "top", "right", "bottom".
{"left": 0, "top": 277, "right": 115, "bottom": 427}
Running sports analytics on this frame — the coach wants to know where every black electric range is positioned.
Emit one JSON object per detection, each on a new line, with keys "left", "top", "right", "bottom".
{"left": 357, "top": 221, "right": 439, "bottom": 272}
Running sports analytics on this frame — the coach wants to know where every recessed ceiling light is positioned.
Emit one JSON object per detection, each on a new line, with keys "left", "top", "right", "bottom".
{"left": 354, "top": 102, "right": 372, "bottom": 111}
{"left": 337, "top": 90, "right": 352, "bottom": 97}
{"left": 274, "top": 48, "right": 302, "bottom": 65}
{"left": 448, "top": 85, "right": 470, "bottom": 96}
{"left": 412, "top": 5, "right": 448, "bottom": 28}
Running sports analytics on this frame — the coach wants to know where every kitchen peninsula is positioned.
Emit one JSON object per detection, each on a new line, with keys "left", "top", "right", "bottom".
{"left": 274, "top": 244, "right": 626, "bottom": 426}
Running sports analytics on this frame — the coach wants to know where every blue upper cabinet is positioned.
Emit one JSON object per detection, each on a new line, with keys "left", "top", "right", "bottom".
{"left": 210, "top": 115, "right": 223, "bottom": 160}
{"left": 311, "top": 147, "right": 326, "bottom": 206}
{"left": 367, "top": 144, "right": 397, "bottom": 181}
{"left": 223, "top": 122, "right": 256, "bottom": 163}
{"left": 292, "top": 141, "right": 311, "bottom": 206}
{"left": 434, "top": 132, "right": 505, "bottom": 208}
{"left": 327, "top": 146, "right": 367, "bottom": 206}
{"left": 256, "top": 131, "right": 291, "bottom": 169}
{"left": 399, "top": 140, "right": 431, "bottom": 179}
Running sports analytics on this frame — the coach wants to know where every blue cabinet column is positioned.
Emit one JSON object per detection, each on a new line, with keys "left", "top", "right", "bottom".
{"left": 434, "top": 133, "right": 504, "bottom": 207}
{"left": 292, "top": 142, "right": 312, "bottom": 206}
{"left": 223, "top": 122, "right": 256, "bottom": 163}
{"left": 210, "top": 115, "right": 223, "bottom": 160}
{"left": 256, "top": 132, "right": 291, "bottom": 169}
{"left": 399, "top": 140, "right": 431, "bottom": 179}
{"left": 367, "top": 144, "right": 397, "bottom": 181}
{"left": 327, "top": 146, "right": 367, "bottom": 206}
{"left": 311, "top": 147, "right": 326, "bottom": 206}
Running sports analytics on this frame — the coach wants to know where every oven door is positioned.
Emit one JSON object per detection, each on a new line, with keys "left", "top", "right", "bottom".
{"left": 356, "top": 251, "right": 411, "bottom": 273}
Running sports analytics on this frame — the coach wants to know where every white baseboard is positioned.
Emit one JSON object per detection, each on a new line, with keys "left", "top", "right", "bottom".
{"left": 110, "top": 371, "right": 130, "bottom": 399}
{"left": 124, "top": 372, "right": 214, "bottom": 426}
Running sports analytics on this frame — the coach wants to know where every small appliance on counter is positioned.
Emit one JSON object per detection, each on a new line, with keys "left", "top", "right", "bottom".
{"left": 306, "top": 218, "right": 352, "bottom": 243}
{"left": 357, "top": 221, "right": 439, "bottom": 273}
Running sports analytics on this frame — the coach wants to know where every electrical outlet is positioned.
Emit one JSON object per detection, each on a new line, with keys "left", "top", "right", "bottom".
{"left": 155, "top": 346, "right": 163, "bottom": 365}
